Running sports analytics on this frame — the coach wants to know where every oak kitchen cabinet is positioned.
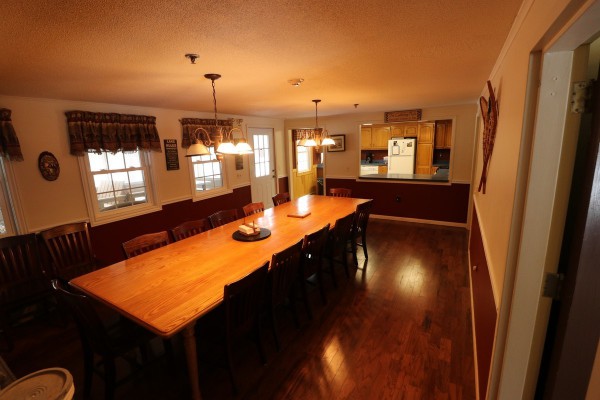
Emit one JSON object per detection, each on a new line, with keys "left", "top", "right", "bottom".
{"left": 434, "top": 120, "right": 453, "bottom": 149}
{"left": 391, "top": 123, "right": 418, "bottom": 138}
{"left": 361, "top": 125, "right": 390, "bottom": 149}
{"left": 415, "top": 122, "right": 435, "bottom": 174}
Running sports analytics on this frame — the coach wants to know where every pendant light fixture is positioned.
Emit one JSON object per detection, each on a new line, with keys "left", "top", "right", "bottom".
{"left": 300, "top": 99, "right": 334, "bottom": 148}
{"left": 184, "top": 62, "right": 253, "bottom": 156}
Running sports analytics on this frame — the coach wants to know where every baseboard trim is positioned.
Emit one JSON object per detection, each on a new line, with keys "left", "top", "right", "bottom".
{"left": 370, "top": 214, "right": 468, "bottom": 228}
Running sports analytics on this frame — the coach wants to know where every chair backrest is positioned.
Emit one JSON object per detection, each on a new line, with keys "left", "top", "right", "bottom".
{"left": 269, "top": 239, "right": 303, "bottom": 307}
{"left": 329, "top": 212, "right": 355, "bottom": 256}
{"left": 329, "top": 188, "right": 352, "bottom": 197}
{"left": 0, "top": 233, "right": 48, "bottom": 306}
{"left": 242, "top": 202, "right": 265, "bottom": 217}
{"left": 51, "top": 279, "right": 113, "bottom": 355}
{"left": 208, "top": 209, "right": 239, "bottom": 228}
{"left": 39, "top": 222, "right": 96, "bottom": 281}
{"left": 122, "top": 231, "right": 171, "bottom": 259}
{"left": 300, "top": 224, "right": 330, "bottom": 279}
{"left": 224, "top": 262, "right": 269, "bottom": 337}
{"left": 354, "top": 200, "right": 374, "bottom": 237}
{"left": 171, "top": 219, "right": 211, "bottom": 241}
{"left": 272, "top": 192, "right": 290, "bottom": 206}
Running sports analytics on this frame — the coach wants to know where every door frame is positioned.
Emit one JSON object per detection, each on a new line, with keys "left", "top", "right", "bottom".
{"left": 490, "top": 2, "right": 600, "bottom": 399}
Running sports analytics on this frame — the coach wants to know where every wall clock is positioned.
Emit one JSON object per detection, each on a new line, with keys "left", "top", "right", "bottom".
{"left": 38, "top": 151, "right": 60, "bottom": 181}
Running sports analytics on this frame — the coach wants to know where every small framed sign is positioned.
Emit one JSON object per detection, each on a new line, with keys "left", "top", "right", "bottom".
{"left": 164, "top": 139, "right": 179, "bottom": 170}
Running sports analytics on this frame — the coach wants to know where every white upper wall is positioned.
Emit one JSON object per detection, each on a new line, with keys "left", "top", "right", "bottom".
{"left": 0, "top": 95, "right": 284, "bottom": 232}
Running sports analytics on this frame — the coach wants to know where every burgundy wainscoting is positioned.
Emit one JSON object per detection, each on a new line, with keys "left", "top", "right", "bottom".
{"left": 88, "top": 186, "right": 252, "bottom": 267}
{"left": 277, "top": 176, "right": 289, "bottom": 194}
{"left": 469, "top": 207, "right": 498, "bottom": 400}
{"left": 325, "top": 178, "right": 469, "bottom": 223}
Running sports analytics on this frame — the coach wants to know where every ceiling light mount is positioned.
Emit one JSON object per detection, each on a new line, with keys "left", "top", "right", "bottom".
{"left": 288, "top": 78, "right": 305, "bottom": 87}
{"left": 185, "top": 53, "right": 199, "bottom": 64}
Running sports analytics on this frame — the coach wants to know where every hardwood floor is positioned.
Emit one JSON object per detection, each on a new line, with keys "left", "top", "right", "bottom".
{"left": 1, "top": 219, "right": 475, "bottom": 399}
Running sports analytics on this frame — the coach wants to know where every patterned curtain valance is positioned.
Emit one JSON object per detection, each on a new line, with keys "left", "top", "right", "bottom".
{"left": 0, "top": 109, "right": 24, "bottom": 161}
{"left": 65, "top": 110, "right": 162, "bottom": 156}
{"left": 292, "top": 128, "right": 322, "bottom": 142}
{"left": 180, "top": 118, "right": 233, "bottom": 148}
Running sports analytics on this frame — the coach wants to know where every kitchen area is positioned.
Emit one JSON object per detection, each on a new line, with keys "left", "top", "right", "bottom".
{"left": 359, "top": 120, "right": 452, "bottom": 181}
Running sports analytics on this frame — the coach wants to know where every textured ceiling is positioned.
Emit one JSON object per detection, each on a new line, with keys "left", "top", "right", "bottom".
{"left": 0, "top": 0, "right": 522, "bottom": 118}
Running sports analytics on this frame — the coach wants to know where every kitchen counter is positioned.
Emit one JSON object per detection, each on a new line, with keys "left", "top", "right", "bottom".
{"left": 359, "top": 172, "right": 449, "bottom": 182}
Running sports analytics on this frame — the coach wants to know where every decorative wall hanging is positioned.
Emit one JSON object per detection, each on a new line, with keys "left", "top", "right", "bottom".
{"left": 478, "top": 80, "right": 499, "bottom": 194}
{"left": 38, "top": 151, "right": 60, "bottom": 181}
{"left": 164, "top": 139, "right": 179, "bottom": 171}
{"left": 0, "top": 108, "right": 24, "bottom": 161}
{"left": 328, "top": 135, "right": 346, "bottom": 152}
{"left": 384, "top": 109, "right": 422, "bottom": 123}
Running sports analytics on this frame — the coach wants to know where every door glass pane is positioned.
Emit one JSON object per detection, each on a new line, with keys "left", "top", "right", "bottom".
{"left": 253, "top": 134, "right": 271, "bottom": 178}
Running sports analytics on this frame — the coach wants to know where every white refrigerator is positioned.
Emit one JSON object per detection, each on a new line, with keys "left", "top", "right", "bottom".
{"left": 388, "top": 138, "right": 416, "bottom": 174}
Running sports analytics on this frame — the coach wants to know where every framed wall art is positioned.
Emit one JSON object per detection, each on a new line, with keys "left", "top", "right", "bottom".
{"left": 328, "top": 135, "right": 345, "bottom": 152}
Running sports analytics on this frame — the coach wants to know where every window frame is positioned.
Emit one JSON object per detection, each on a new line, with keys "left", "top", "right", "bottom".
{"left": 0, "top": 157, "right": 25, "bottom": 237}
{"left": 78, "top": 149, "right": 161, "bottom": 226}
{"left": 187, "top": 145, "right": 232, "bottom": 201}
{"left": 296, "top": 145, "right": 312, "bottom": 174}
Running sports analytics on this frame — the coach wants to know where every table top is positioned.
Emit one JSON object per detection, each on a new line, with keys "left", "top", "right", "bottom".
{"left": 70, "top": 195, "right": 369, "bottom": 338}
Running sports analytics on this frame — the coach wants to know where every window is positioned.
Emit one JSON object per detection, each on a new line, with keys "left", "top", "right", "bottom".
{"left": 297, "top": 145, "right": 311, "bottom": 173}
{"left": 188, "top": 146, "right": 230, "bottom": 200}
{"left": 253, "top": 134, "right": 271, "bottom": 178}
{"left": 79, "top": 150, "right": 160, "bottom": 225}
{"left": 0, "top": 159, "right": 19, "bottom": 237}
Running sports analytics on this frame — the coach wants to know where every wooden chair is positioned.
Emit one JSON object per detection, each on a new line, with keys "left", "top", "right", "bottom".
{"left": 171, "top": 219, "right": 211, "bottom": 241}
{"left": 299, "top": 224, "right": 330, "bottom": 319}
{"left": 223, "top": 262, "right": 269, "bottom": 394}
{"left": 0, "top": 234, "right": 52, "bottom": 351}
{"left": 242, "top": 202, "right": 265, "bottom": 217}
{"left": 268, "top": 239, "right": 303, "bottom": 351}
{"left": 39, "top": 222, "right": 96, "bottom": 281}
{"left": 272, "top": 192, "right": 290, "bottom": 206}
{"left": 122, "top": 231, "right": 171, "bottom": 259}
{"left": 323, "top": 212, "right": 355, "bottom": 287}
{"left": 329, "top": 188, "right": 352, "bottom": 197}
{"left": 351, "top": 200, "right": 374, "bottom": 266}
{"left": 51, "top": 279, "right": 156, "bottom": 400}
{"left": 208, "top": 209, "right": 239, "bottom": 228}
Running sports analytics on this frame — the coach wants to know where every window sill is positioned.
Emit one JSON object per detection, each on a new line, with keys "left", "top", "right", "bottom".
{"left": 88, "top": 203, "right": 162, "bottom": 227}
{"left": 192, "top": 187, "right": 233, "bottom": 202}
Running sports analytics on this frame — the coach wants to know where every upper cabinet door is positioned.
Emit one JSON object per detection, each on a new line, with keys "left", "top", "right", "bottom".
{"left": 371, "top": 126, "right": 391, "bottom": 148}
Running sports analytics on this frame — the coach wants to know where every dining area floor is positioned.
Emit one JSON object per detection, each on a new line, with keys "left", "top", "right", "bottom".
{"left": 2, "top": 218, "right": 475, "bottom": 399}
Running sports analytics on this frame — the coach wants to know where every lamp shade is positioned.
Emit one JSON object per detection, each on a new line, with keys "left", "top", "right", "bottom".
{"left": 304, "top": 138, "right": 317, "bottom": 147}
{"left": 235, "top": 141, "right": 253, "bottom": 154}
{"left": 321, "top": 137, "right": 335, "bottom": 146}
{"left": 186, "top": 141, "right": 210, "bottom": 157}
{"left": 216, "top": 141, "right": 237, "bottom": 154}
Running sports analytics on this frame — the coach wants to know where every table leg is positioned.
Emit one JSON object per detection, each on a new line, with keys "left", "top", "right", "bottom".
{"left": 182, "top": 324, "right": 203, "bottom": 400}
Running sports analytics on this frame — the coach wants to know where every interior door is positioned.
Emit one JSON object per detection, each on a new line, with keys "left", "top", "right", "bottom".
{"left": 249, "top": 127, "right": 276, "bottom": 207}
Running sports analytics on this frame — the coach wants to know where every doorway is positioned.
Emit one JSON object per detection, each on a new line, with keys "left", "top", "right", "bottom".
{"left": 248, "top": 127, "right": 276, "bottom": 207}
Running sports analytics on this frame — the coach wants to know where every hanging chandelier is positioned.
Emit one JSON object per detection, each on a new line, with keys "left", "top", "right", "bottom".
{"left": 299, "top": 99, "right": 335, "bottom": 148}
{"left": 186, "top": 73, "right": 253, "bottom": 157}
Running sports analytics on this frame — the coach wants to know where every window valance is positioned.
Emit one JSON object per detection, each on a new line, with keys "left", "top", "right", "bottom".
{"left": 65, "top": 111, "right": 162, "bottom": 156}
{"left": 0, "top": 109, "right": 24, "bottom": 161}
{"left": 180, "top": 118, "right": 233, "bottom": 148}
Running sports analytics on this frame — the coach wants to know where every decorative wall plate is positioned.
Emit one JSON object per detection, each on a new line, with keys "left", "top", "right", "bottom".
{"left": 38, "top": 151, "right": 60, "bottom": 181}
